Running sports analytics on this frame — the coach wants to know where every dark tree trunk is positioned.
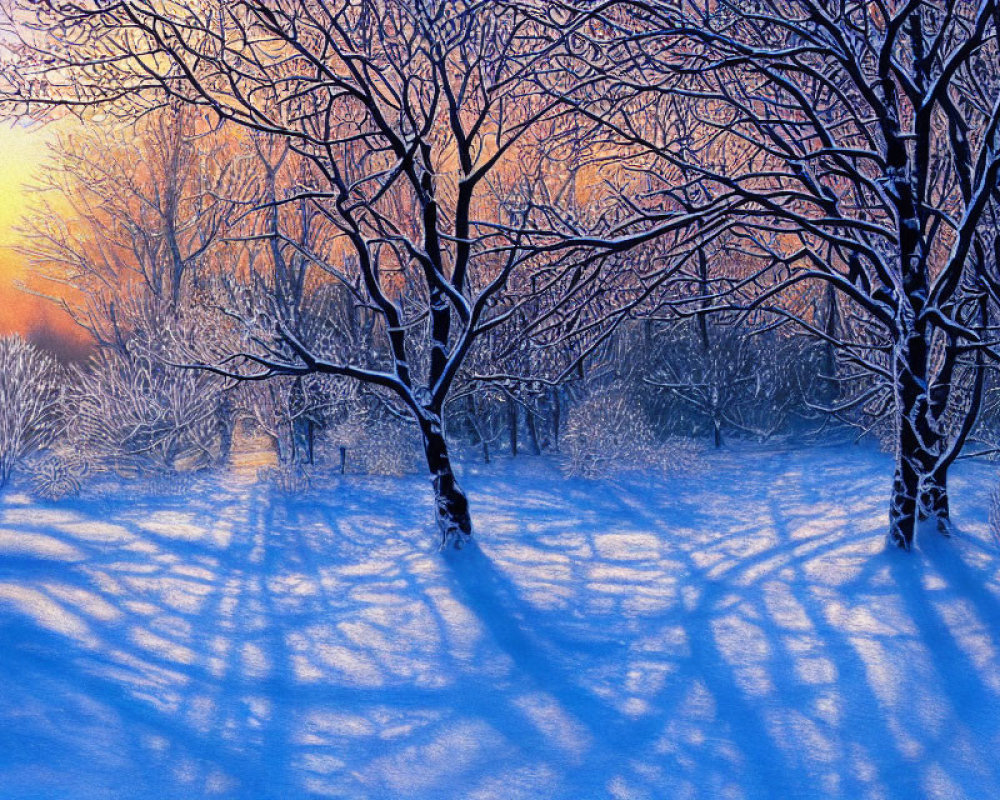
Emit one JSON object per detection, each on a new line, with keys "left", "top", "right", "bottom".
{"left": 551, "top": 388, "right": 561, "bottom": 453}
{"left": 419, "top": 409, "right": 472, "bottom": 547}
{"left": 293, "top": 416, "right": 314, "bottom": 465}
{"left": 918, "top": 284, "right": 988, "bottom": 537}
{"left": 889, "top": 433, "right": 921, "bottom": 550}
{"left": 822, "top": 281, "right": 840, "bottom": 404}
{"left": 888, "top": 326, "right": 937, "bottom": 550}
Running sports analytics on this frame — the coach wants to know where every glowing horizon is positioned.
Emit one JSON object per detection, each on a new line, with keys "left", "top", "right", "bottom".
{"left": 0, "top": 119, "right": 88, "bottom": 353}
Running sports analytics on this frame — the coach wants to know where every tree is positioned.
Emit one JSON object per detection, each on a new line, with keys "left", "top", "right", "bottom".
{"left": 549, "top": 0, "right": 1000, "bottom": 548}
{"left": 19, "top": 107, "right": 241, "bottom": 348}
{"left": 644, "top": 317, "right": 822, "bottom": 446}
{"left": 3, "top": 0, "right": 687, "bottom": 545}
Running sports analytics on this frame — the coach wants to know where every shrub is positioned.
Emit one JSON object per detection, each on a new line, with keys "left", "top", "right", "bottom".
{"left": 26, "top": 452, "right": 87, "bottom": 500}
{"left": 0, "top": 336, "right": 63, "bottom": 488}
{"left": 257, "top": 464, "right": 312, "bottom": 494}
{"left": 67, "top": 349, "right": 223, "bottom": 475}
{"left": 324, "top": 417, "right": 420, "bottom": 476}
{"left": 561, "top": 388, "right": 701, "bottom": 479}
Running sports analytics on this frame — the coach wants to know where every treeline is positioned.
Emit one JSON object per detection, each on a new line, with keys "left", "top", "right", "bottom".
{"left": 0, "top": 313, "right": 835, "bottom": 496}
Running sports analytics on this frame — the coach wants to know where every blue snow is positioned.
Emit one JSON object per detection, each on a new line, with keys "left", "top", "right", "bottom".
{"left": 1, "top": 443, "right": 999, "bottom": 799}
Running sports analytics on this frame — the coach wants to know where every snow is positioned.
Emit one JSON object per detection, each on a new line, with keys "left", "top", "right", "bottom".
{"left": 1, "top": 443, "right": 999, "bottom": 799}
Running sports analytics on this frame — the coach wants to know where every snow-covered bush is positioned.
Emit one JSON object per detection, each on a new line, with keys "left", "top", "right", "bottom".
{"left": 324, "top": 417, "right": 420, "bottom": 476}
{"left": 26, "top": 452, "right": 87, "bottom": 500}
{"left": 561, "top": 387, "right": 700, "bottom": 479}
{"left": 257, "top": 463, "right": 312, "bottom": 493}
{"left": 67, "top": 349, "right": 223, "bottom": 475}
{"left": 0, "top": 336, "right": 64, "bottom": 488}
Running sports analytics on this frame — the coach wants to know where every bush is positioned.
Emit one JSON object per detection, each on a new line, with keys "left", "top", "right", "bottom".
{"left": 26, "top": 452, "right": 87, "bottom": 500}
{"left": 324, "top": 417, "right": 420, "bottom": 476}
{"left": 67, "top": 349, "right": 223, "bottom": 475}
{"left": 257, "top": 464, "right": 312, "bottom": 494}
{"left": 0, "top": 336, "right": 63, "bottom": 487}
{"left": 561, "top": 388, "right": 700, "bottom": 479}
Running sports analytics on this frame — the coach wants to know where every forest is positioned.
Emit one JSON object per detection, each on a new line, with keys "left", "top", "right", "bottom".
{"left": 0, "top": 1, "right": 999, "bottom": 798}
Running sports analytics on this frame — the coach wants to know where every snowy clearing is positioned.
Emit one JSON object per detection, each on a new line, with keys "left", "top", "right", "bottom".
{"left": 1, "top": 443, "right": 999, "bottom": 799}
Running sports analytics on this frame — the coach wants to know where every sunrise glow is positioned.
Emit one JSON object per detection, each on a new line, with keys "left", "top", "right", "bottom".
{"left": 0, "top": 120, "right": 84, "bottom": 349}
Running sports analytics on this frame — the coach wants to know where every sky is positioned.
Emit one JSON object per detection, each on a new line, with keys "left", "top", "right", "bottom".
{"left": 0, "top": 120, "right": 89, "bottom": 358}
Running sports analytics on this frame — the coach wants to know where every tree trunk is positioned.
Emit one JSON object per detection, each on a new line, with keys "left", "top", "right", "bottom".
{"left": 292, "top": 416, "right": 314, "bottom": 465}
{"left": 275, "top": 420, "right": 296, "bottom": 465}
{"left": 917, "top": 290, "right": 988, "bottom": 538}
{"left": 919, "top": 465, "right": 950, "bottom": 534}
{"left": 419, "top": 410, "right": 472, "bottom": 548}
{"left": 821, "top": 281, "right": 840, "bottom": 406}
{"left": 888, "top": 432, "right": 921, "bottom": 550}
{"left": 888, "top": 329, "right": 935, "bottom": 550}
{"left": 551, "top": 388, "right": 561, "bottom": 453}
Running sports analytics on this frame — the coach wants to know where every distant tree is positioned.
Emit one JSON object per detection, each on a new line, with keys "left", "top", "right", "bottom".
{"left": 644, "top": 319, "right": 822, "bottom": 447}
{"left": 19, "top": 107, "right": 241, "bottom": 348}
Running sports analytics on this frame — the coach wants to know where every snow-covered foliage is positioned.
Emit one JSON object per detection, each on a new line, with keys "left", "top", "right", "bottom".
{"left": 25, "top": 451, "right": 87, "bottom": 500}
{"left": 67, "top": 349, "right": 223, "bottom": 475}
{"left": 256, "top": 463, "right": 312, "bottom": 494}
{"left": 0, "top": 335, "right": 63, "bottom": 487}
{"left": 324, "top": 415, "right": 421, "bottom": 476}
{"left": 561, "top": 386, "right": 700, "bottom": 478}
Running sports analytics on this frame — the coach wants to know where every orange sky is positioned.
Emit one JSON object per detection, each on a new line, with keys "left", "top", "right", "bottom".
{"left": 0, "top": 120, "right": 90, "bottom": 357}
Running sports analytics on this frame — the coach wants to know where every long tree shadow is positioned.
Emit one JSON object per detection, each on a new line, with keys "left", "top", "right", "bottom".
{"left": 1, "top": 447, "right": 999, "bottom": 799}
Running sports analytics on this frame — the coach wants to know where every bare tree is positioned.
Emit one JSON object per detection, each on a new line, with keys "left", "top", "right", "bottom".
{"left": 544, "top": 0, "right": 1000, "bottom": 548}
{"left": 3, "top": 0, "right": 689, "bottom": 545}
{"left": 19, "top": 107, "right": 240, "bottom": 348}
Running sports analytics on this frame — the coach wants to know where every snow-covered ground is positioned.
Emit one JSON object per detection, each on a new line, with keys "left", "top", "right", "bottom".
{"left": 1, "top": 443, "right": 999, "bottom": 799}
